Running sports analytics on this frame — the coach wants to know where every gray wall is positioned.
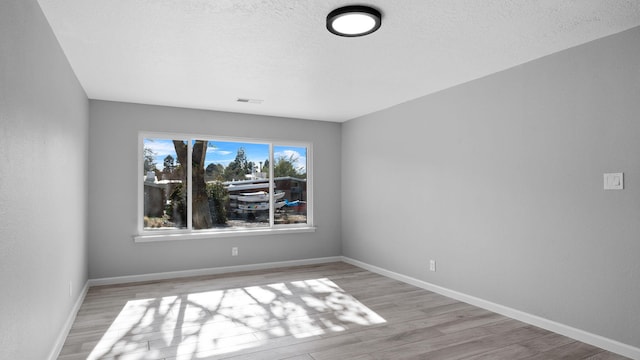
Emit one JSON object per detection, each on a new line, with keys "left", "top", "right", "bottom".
{"left": 0, "top": 1, "right": 89, "bottom": 359}
{"left": 342, "top": 26, "right": 640, "bottom": 348}
{"left": 88, "top": 100, "right": 341, "bottom": 279}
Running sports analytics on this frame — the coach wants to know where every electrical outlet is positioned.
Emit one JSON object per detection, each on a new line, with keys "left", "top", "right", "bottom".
{"left": 232, "top": 247, "right": 239, "bottom": 256}
{"left": 429, "top": 260, "right": 436, "bottom": 272}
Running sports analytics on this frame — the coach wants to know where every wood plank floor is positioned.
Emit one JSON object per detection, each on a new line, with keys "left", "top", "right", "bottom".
{"left": 58, "top": 262, "right": 629, "bottom": 360}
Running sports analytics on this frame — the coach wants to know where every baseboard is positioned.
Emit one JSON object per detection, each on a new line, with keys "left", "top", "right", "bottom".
{"left": 88, "top": 256, "right": 343, "bottom": 286}
{"left": 47, "top": 280, "right": 90, "bottom": 360}
{"left": 341, "top": 256, "right": 640, "bottom": 360}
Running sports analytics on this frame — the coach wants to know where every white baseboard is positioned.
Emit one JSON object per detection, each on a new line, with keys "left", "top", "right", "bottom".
{"left": 88, "top": 256, "right": 342, "bottom": 286}
{"left": 47, "top": 280, "right": 90, "bottom": 360}
{"left": 341, "top": 256, "right": 640, "bottom": 360}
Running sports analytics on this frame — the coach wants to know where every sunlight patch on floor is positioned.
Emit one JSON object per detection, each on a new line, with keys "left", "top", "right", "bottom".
{"left": 87, "top": 277, "right": 386, "bottom": 359}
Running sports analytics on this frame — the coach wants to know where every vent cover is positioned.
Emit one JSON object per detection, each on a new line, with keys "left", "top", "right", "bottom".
{"left": 237, "top": 98, "right": 263, "bottom": 104}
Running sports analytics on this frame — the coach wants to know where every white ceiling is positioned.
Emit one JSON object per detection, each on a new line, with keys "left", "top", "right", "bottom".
{"left": 37, "top": 0, "right": 640, "bottom": 122}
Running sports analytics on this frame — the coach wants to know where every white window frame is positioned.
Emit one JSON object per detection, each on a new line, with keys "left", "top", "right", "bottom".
{"left": 135, "top": 132, "right": 315, "bottom": 242}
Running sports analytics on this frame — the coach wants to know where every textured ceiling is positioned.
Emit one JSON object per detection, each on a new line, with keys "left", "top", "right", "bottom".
{"left": 37, "top": 0, "right": 640, "bottom": 122}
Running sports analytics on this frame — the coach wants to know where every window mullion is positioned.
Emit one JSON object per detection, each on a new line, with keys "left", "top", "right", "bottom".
{"left": 138, "top": 134, "right": 144, "bottom": 234}
{"left": 187, "top": 139, "right": 193, "bottom": 231}
{"left": 269, "top": 143, "right": 274, "bottom": 228}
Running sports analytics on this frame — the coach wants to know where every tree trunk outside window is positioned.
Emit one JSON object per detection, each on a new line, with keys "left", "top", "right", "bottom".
{"left": 173, "top": 140, "right": 213, "bottom": 229}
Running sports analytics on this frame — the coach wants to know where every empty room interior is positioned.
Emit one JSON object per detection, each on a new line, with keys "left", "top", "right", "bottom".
{"left": 2, "top": 1, "right": 640, "bottom": 359}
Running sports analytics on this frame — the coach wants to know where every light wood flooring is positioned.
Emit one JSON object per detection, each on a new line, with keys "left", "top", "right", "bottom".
{"left": 58, "top": 262, "right": 629, "bottom": 360}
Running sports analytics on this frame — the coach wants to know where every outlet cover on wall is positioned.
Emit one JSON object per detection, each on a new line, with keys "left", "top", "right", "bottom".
{"left": 429, "top": 260, "right": 436, "bottom": 272}
{"left": 232, "top": 247, "right": 238, "bottom": 256}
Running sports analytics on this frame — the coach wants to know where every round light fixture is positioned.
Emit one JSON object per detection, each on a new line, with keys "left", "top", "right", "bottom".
{"left": 327, "top": 5, "right": 381, "bottom": 37}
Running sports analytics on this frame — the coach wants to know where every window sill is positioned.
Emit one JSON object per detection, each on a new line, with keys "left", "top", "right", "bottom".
{"left": 134, "top": 226, "right": 316, "bottom": 243}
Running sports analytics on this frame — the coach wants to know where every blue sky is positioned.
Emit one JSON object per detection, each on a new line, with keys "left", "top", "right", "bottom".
{"left": 144, "top": 138, "right": 306, "bottom": 172}
{"left": 206, "top": 140, "right": 268, "bottom": 168}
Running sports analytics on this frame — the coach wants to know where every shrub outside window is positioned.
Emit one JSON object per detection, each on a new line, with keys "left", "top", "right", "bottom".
{"left": 139, "top": 133, "right": 311, "bottom": 237}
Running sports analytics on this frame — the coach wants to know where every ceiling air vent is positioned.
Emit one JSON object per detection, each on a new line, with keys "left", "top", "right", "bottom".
{"left": 236, "top": 98, "right": 263, "bottom": 104}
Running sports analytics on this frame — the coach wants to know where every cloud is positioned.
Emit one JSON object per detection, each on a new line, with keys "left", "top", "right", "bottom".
{"left": 275, "top": 149, "right": 299, "bottom": 159}
{"left": 275, "top": 149, "right": 307, "bottom": 173}
{"left": 144, "top": 139, "right": 179, "bottom": 157}
{"left": 143, "top": 139, "right": 183, "bottom": 170}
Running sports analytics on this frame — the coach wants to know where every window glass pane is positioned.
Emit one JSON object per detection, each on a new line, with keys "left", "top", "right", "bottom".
{"left": 273, "top": 145, "right": 308, "bottom": 225}
{"left": 143, "top": 138, "right": 187, "bottom": 230}
{"left": 194, "top": 140, "right": 270, "bottom": 230}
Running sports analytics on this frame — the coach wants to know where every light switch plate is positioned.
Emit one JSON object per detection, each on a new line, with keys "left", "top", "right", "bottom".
{"left": 604, "top": 173, "right": 623, "bottom": 190}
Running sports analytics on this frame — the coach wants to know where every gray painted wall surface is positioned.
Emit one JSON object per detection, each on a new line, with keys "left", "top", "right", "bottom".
{"left": 0, "top": 1, "right": 89, "bottom": 359}
{"left": 88, "top": 101, "right": 341, "bottom": 279}
{"left": 342, "top": 27, "right": 640, "bottom": 348}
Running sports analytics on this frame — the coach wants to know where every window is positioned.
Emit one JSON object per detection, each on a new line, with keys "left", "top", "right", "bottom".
{"left": 138, "top": 133, "right": 312, "bottom": 241}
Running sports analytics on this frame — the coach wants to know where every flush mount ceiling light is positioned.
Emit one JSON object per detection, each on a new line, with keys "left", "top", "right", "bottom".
{"left": 327, "top": 5, "right": 381, "bottom": 37}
